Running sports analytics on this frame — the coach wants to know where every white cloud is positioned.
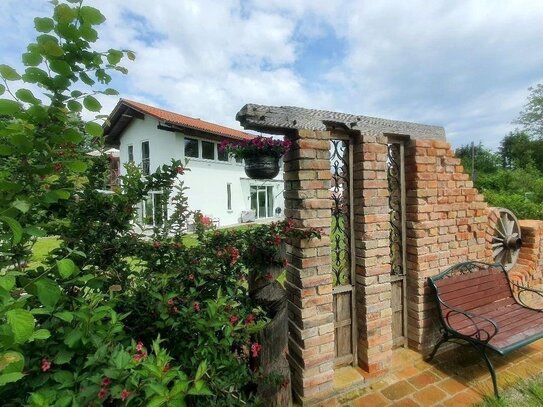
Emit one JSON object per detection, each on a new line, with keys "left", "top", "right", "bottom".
{"left": 1, "top": 0, "right": 543, "bottom": 149}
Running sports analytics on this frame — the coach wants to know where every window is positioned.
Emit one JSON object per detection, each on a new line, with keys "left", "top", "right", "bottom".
{"left": 227, "top": 183, "right": 232, "bottom": 211}
{"left": 128, "top": 145, "right": 134, "bottom": 162}
{"left": 141, "top": 141, "right": 150, "bottom": 175}
{"left": 202, "top": 140, "right": 214, "bottom": 160}
{"left": 140, "top": 191, "right": 167, "bottom": 227}
{"left": 184, "top": 137, "right": 199, "bottom": 158}
{"left": 250, "top": 185, "right": 274, "bottom": 218}
{"left": 218, "top": 147, "right": 229, "bottom": 162}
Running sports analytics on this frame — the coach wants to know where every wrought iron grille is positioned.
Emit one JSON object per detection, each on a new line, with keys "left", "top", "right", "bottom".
{"left": 330, "top": 139, "right": 351, "bottom": 286}
{"left": 388, "top": 143, "right": 404, "bottom": 276}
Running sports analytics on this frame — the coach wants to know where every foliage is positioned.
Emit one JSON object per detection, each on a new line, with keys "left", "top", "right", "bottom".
{"left": 515, "top": 83, "right": 543, "bottom": 138}
{"left": 219, "top": 136, "right": 292, "bottom": 159}
{"left": 455, "top": 142, "right": 500, "bottom": 180}
{"left": 0, "top": 2, "right": 324, "bottom": 405}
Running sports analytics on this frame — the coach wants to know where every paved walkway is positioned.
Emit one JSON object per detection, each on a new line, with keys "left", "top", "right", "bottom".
{"left": 334, "top": 339, "right": 543, "bottom": 406}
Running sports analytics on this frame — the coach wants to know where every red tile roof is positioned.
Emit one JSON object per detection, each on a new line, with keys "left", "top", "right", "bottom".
{"left": 121, "top": 99, "right": 254, "bottom": 141}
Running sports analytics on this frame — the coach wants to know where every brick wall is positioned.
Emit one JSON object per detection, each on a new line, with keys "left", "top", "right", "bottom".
{"left": 283, "top": 129, "right": 335, "bottom": 402}
{"left": 352, "top": 133, "right": 393, "bottom": 373}
{"left": 404, "top": 139, "right": 490, "bottom": 351}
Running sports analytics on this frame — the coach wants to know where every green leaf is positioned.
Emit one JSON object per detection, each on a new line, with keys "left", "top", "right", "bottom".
{"left": 57, "top": 258, "right": 76, "bottom": 278}
{"left": 15, "top": 89, "right": 40, "bottom": 104}
{"left": 54, "top": 311, "right": 74, "bottom": 323}
{"left": 195, "top": 360, "right": 207, "bottom": 381}
{"left": 53, "top": 349, "right": 74, "bottom": 365}
{"left": 0, "top": 372, "right": 24, "bottom": 386}
{"left": 79, "top": 24, "right": 98, "bottom": 42}
{"left": 103, "top": 88, "right": 119, "bottom": 96}
{"left": 30, "top": 329, "right": 51, "bottom": 340}
{"left": 79, "top": 72, "right": 95, "bottom": 86}
{"left": 53, "top": 370, "right": 73, "bottom": 384}
{"left": 65, "top": 160, "right": 88, "bottom": 173}
{"left": 0, "top": 99, "right": 21, "bottom": 115}
{"left": 107, "top": 50, "right": 123, "bottom": 65}
{"left": 0, "top": 84, "right": 4, "bottom": 95}
{"left": 34, "top": 17, "right": 55, "bottom": 33}
{"left": 0, "top": 351, "right": 24, "bottom": 373}
{"left": 0, "top": 216, "right": 23, "bottom": 244}
{"left": 22, "top": 52, "right": 43, "bottom": 66}
{"left": 11, "top": 199, "right": 31, "bottom": 213}
{"left": 6, "top": 309, "right": 35, "bottom": 344}
{"left": 80, "top": 6, "right": 106, "bottom": 25}
{"left": 67, "top": 100, "right": 82, "bottom": 112}
{"left": 85, "top": 122, "right": 103, "bottom": 137}
{"left": 188, "top": 380, "right": 213, "bottom": 396}
{"left": 54, "top": 4, "right": 76, "bottom": 23}
{"left": 22, "top": 67, "right": 48, "bottom": 84}
{"left": 61, "top": 128, "right": 83, "bottom": 143}
{"left": 0, "top": 65, "right": 21, "bottom": 81}
{"left": 42, "top": 41, "right": 64, "bottom": 57}
{"left": 63, "top": 329, "right": 82, "bottom": 348}
{"left": 49, "top": 60, "right": 72, "bottom": 76}
{"left": 71, "top": 90, "right": 83, "bottom": 98}
{"left": 83, "top": 95, "right": 101, "bottom": 112}
{"left": 35, "top": 278, "right": 61, "bottom": 308}
{"left": 126, "top": 50, "right": 136, "bottom": 61}
{"left": 0, "top": 275, "right": 16, "bottom": 291}
{"left": 25, "top": 226, "right": 46, "bottom": 238}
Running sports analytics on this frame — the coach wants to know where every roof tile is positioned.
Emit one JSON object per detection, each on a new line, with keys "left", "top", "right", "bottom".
{"left": 122, "top": 99, "right": 254, "bottom": 141}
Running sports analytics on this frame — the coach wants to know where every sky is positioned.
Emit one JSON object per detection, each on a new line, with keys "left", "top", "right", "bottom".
{"left": 1, "top": 0, "right": 542, "bottom": 150}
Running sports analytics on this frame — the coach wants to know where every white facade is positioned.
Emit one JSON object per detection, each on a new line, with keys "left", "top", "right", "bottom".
{"left": 118, "top": 115, "right": 284, "bottom": 227}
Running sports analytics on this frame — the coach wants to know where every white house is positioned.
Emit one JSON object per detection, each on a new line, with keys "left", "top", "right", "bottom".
{"left": 104, "top": 99, "right": 284, "bottom": 227}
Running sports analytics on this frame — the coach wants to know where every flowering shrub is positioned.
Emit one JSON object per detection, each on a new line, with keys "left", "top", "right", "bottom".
{"left": 219, "top": 136, "right": 292, "bottom": 159}
{"left": 0, "top": 2, "right": 321, "bottom": 405}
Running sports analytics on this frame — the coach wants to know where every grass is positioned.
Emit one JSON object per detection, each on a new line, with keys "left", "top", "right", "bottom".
{"left": 476, "top": 374, "right": 543, "bottom": 407}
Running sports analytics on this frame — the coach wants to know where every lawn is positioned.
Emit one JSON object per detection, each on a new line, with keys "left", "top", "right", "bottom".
{"left": 476, "top": 374, "right": 543, "bottom": 407}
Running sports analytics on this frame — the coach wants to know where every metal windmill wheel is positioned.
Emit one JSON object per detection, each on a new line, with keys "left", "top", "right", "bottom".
{"left": 492, "top": 208, "right": 522, "bottom": 271}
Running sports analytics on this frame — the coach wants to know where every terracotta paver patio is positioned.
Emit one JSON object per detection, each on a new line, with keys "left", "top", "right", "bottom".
{"left": 330, "top": 338, "right": 543, "bottom": 406}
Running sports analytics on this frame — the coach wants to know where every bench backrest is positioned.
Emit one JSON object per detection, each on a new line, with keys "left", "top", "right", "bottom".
{"left": 429, "top": 262, "right": 514, "bottom": 314}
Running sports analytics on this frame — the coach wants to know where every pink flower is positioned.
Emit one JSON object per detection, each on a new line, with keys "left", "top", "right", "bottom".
{"left": 98, "top": 387, "right": 108, "bottom": 400}
{"left": 120, "top": 388, "right": 130, "bottom": 401}
{"left": 264, "top": 272, "right": 274, "bottom": 281}
{"left": 136, "top": 341, "right": 144, "bottom": 352}
{"left": 132, "top": 352, "right": 147, "bottom": 362}
{"left": 193, "top": 302, "right": 201, "bottom": 312}
{"left": 245, "top": 313, "right": 256, "bottom": 325}
{"left": 251, "top": 342, "right": 262, "bottom": 358}
{"left": 175, "top": 165, "right": 184, "bottom": 174}
{"left": 229, "top": 246, "right": 240, "bottom": 265}
{"left": 283, "top": 258, "right": 288, "bottom": 267}
{"left": 41, "top": 358, "right": 51, "bottom": 372}
{"left": 101, "top": 377, "right": 111, "bottom": 387}
{"left": 273, "top": 235, "right": 282, "bottom": 246}
{"left": 229, "top": 315, "right": 239, "bottom": 325}
{"left": 187, "top": 273, "right": 195, "bottom": 281}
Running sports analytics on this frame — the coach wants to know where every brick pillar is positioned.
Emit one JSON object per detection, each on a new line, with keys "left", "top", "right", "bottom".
{"left": 352, "top": 133, "right": 393, "bottom": 374}
{"left": 283, "top": 130, "right": 334, "bottom": 402}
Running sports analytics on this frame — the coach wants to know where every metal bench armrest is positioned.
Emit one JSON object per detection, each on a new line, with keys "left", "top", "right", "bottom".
{"left": 510, "top": 282, "right": 543, "bottom": 311}
{"left": 439, "top": 300, "right": 499, "bottom": 343}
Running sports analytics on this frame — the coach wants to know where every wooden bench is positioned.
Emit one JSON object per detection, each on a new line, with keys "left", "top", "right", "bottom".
{"left": 427, "top": 261, "right": 543, "bottom": 397}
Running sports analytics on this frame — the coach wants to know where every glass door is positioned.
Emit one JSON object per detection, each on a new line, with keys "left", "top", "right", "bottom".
{"left": 250, "top": 185, "right": 275, "bottom": 218}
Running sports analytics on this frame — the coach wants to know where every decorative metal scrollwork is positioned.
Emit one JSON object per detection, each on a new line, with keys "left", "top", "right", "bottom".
{"left": 387, "top": 143, "right": 404, "bottom": 276}
{"left": 330, "top": 139, "right": 350, "bottom": 286}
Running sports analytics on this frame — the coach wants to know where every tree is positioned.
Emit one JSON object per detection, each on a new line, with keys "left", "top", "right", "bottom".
{"left": 516, "top": 83, "right": 543, "bottom": 138}
{"left": 454, "top": 142, "right": 500, "bottom": 180}
{"left": 499, "top": 131, "right": 532, "bottom": 169}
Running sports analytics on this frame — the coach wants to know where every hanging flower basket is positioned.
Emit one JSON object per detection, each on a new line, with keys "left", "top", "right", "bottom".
{"left": 219, "top": 136, "right": 292, "bottom": 180}
{"left": 244, "top": 155, "right": 280, "bottom": 179}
